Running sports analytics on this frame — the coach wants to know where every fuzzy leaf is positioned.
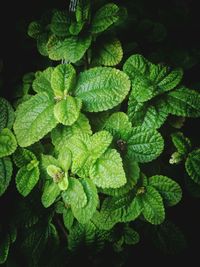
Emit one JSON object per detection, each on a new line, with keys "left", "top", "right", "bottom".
{"left": 0, "top": 97, "right": 15, "bottom": 131}
{"left": 171, "top": 132, "right": 192, "bottom": 155}
{"left": 51, "top": 64, "right": 76, "bottom": 98}
{"left": 54, "top": 97, "right": 82, "bottom": 126}
{"left": 165, "top": 87, "right": 200, "bottom": 117}
{"left": 41, "top": 181, "right": 60, "bottom": 208}
{"left": 126, "top": 126, "right": 164, "bottom": 162}
{"left": 75, "top": 67, "right": 130, "bottom": 112}
{"left": 14, "top": 93, "right": 58, "bottom": 147}
{"left": 91, "top": 3, "right": 120, "bottom": 34}
{"left": 16, "top": 163, "right": 39, "bottom": 196}
{"left": 0, "top": 157, "right": 13, "bottom": 197}
{"left": 72, "top": 178, "right": 98, "bottom": 224}
{"left": 50, "top": 10, "right": 70, "bottom": 37}
{"left": 13, "top": 148, "right": 36, "bottom": 168}
{"left": 47, "top": 35, "right": 92, "bottom": 63}
{"left": 90, "top": 149, "right": 126, "bottom": 189}
{"left": 149, "top": 175, "right": 182, "bottom": 206}
{"left": 0, "top": 128, "right": 17, "bottom": 158}
{"left": 185, "top": 149, "right": 200, "bottom": 185}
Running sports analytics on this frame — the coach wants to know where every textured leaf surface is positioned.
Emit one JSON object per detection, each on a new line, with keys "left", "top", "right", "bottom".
{"left": 16, "top": 164, "right": 39, "bottom": 196}
{"left": 171, "top": 132, "right": 191, "bottom": 155}
{"left": 91, "top": 3, "right": 120, "bottom": 33}
{"left": 14, "top": 93, "right": 58, "bottom": 147}
{"left": 13, "top": 148, "right": 36, "bottom": 168}
{"left": 54, "top": 97, "right": 82, "bottom": 126}
{"left": 39, "top": 154, "right": 60, "bottom": 181}
{"left": 75, "top": 67, "right": 130, "bottom": 112}
{"left": 140, "top": 186, "right": 165, "bottom": 224}
{"left": 51, "top": 64, "right": 76, "bottom": 97}
{"left": 90, "top": 149, "right": 126, "bottom": 189}
{"left": 32, "top": 67, "right": 54, "bottom": 99}
{"left": 50, "top": 10, "right": 70, "bottom": 37}
{"left": 63, "top": 209, "right": 74, "bottom": 230}
{"left": 41, "top": 181, "right": 60, "bottom": 208}
{"left": 0, "top": 157, "right": 12, "bottom": 197}
{"left": 149, "top": 175, "right": 182, "bottom": 206}
{"left": 165, "top": 87, "right": 200, "bottom": 117}
{"left": 0, "top": 97, "right": 15, "bottom": 131}
{"left": 72, "top": 178, "right": 98, "bottom": 223}
{"left": 27, "top": 21, "right": 42, "bottom": 39}
{"left": 47, "top": 35, "right": 92, "bottom": 63}
{"left": 124, "top": 226, "right": 140, "bottom": 245}
{"left": 185, "top": 149, "right": 200, "bottom": 184}
{"left": 126, "top": 126, "right": 164, "bottom": 162}
{"left": 93, "top": 38, "right": 123, "bottom": 66}
{"left": 0, "top": 128, "right": 17, "bottom": 158}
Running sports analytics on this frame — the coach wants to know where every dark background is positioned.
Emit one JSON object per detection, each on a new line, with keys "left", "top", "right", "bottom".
{"left": 0, "top": 0, "right": 200, "bottom": 266}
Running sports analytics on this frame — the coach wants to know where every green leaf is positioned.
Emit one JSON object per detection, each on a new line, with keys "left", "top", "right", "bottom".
{"left": 103, "top": 112, "right": 132, "bottom": 141}
{"left": 91, "top": 3, "right": 120, "bottom": 34}
{"left": 39, "top": 154, "right": 60, "bottom": 180}
{"left": 165, "top": 86, "right": 200, "bottom": 117}
{"left": 126, "top": 126, "right": 164, "bottom": 162}
{"left": 76, "top": 0, "right": 90, "bottom": 22}
{"left": 47, "top": 35, "right": 92, "bottom": 63}
{"left": 0, "top": 234, "right": 10, "bottom": 264}
{"left": 62, "top": 177, "right": 87, "bottom": 208}
{"left": 185, "top": 149, "right": 200, "bottom": 185}
{"left": 32, "top": 67, "right": 54, "bottom": 99}
{"left": 124, "top": 226, "right": 140, "bottom": 245}
{"left": 14, "top": 93, "right": 58, "bottom": 147}
{"left": 51, "top": 113, "right": 92, "bottom": 150}
{"left": 37, "top": 32, "right": 49, "bottom": 56}
{"left": 69, "top": 21, "right": 85, "bottom": 36}
{"left": 51, "top": 64, "right": 76, "bottom": 98}
{"left": 50, "top": 10, "right": 70, "bottom": 37}
{"left": 123, "top": 54, "right": 183, "bottom": 102}
{"left": 149, "top": 175, "right": 182, "bottom": 206}
{"left": 41, "top": 181, "right": 60, "bottom": 208}
{"left": 0, "top": 157, "right": 13, "bottom": 197}
{"left": 58, "top": 148, "right": 72, "bottom": 172}
{"left": 0, "top": 97, "right": 15, "bottom": 131}
{"left": 75, "top": 67, "right": 130, "bottom": 112}
{"left": 90, "top": 149, "right": 126, "bottom": 189}
{"left": 13, "top": 148, "right": 36, "bottom": 168}
{"left": 171, "top": 132, "right": 192, "bottom": 155}
{"left": 16, "top": 163, "right": 40, "bottom": 196}
{"left": 92, "top": 38, "right": 123, "bottom": 66}
{"left": 58, "top": 173, "right": 69, "bottom": 191}
{"left": 54, "top": 97, "right": 82, "bottom": 126}
{"left": 0, "top": 128, "right": 17, "bottom": 158}
{"left": 139, "top": 186, "right": 165, "bottom": 224}
{"left": 63, "top": 209, "right": 74, "bottom": 230}
{"left": 27, "top": 21, "right": 42, "bottom": 39}
{"left": 72, "top": 178, "right": 99, "bottom": 224}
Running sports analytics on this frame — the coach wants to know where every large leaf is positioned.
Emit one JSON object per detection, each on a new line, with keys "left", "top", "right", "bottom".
{"left": 185, "top": 149, "right": 200, "bottom": 185}
{"left": 139, "top": 186, "right": 165, "bottom": 224}
{"left": 164, "top": 86, "right": 200, "bottom": 117}
{"left": 0, "top": 128, "right": 17, "bottom": 158}
{"left": 16, "top": 162, "right": 40, "bottom": 196}
{"left": 41, "top": 181, "right": 60, "bottom": 208}
{"left": 14, "top": 93, "right": 58, "bottom": 147}
{"left": 51, "top": 113, "right": 92, "bottom": 150}
{"left": 0, "top": 97, "right": 15, "bottom": 131}
{"left": 47, "top": 35, "right": 92, "bottom": 63}
{"left": 72, "top": 178, "right": 99, "bottom": 224}
{"left": 32, "top": 68, "right": 54, "bottom": 99}
{"left": 54, "top": 97, "right": 82, "bottom": 126}
{"left": 50, "top": 10, "right": 70, "bottom": 37}
{"left": 149, "top": 175, "right": 182, "bottom": 206}
{"left": 123, "top": 54, "right": 183, "bottom": 102}
{"left": 51, "top": 64, "right": 76, "bottom": 98}
{"left": 0, "top": 157, "right": 13, "bottom": 197}
{"left": 75, "top": 67, "right": 130, "bottom": 112}
{"left": 89, "top": 148, "right": 126, "bottom": 189}
{"left": 126, "top": 126, "right": 164, "bottom": 162}
{"left": 91, "top": 3, "right": 120, "bottom": 34}
{"left": 92, "top": 38, "right": 123, "bottom": 66}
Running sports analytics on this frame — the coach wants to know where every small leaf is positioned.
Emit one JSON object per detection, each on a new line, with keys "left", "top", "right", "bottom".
{"left": 171, "top": 132, "right": 192, "bottom": 155}
{"left": 0, "top": 157, "right": 13, "bottom": 197}
{"left": 39, "top": 154, "right": 60, "bottom": 180}
{"left": 41, "top": 181, "right": 60, "bottom": 208}
{"left": 0, "top": 128, "right": 17, "bottom": 158}
{"left": 90, "top": 149, "right": 126, "bottom": 189}
{"left": 185, "top": 149, "right": 200, "bottom": 185}
{"left": 58, "top": 173, "right": 69, "bottom": 191}
{"left": 54, "top": 97, "right": 82, "bottom": 126}
{"left": 149, "top": 175, "right": 182, "bottom": 206}
{"left": 13, "top": 148, "right": 36, "bottom": 168}
{"left": 91, "top": 3, "right": 120, "bottom": 34}
{"left": 124, "top": 226, "right": 140, "bottom": 245}
{"left": 75, "top": 67, "right": 130, "bottom": 112}
{"left": 0, "top": 234, "right": 10, "bottom": 264}
{"left": 27, "top": 21, "right": 42, "bottom": 39}
{"left": 63, "top": 209, "right": 74, "bottom": 230}
{"left": 0, "top": 97, "right": 15, "bottom": 131}
{"left": 58, "top": 148, "right": 72, "bottom": 172}
{"left": 16, "top": 164, "right": 40, "bottom": 197}
{"left": 51, "top": 64, "right": 76, "bottom": 98}
{"left": 37, "top": 32, "right": 49, "bottom": 56}
{"left": 50, "top": 10, "right": 70, "bottom": 37}
{"left": 14, "top": 93, "right": 58, "bottom": 147}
